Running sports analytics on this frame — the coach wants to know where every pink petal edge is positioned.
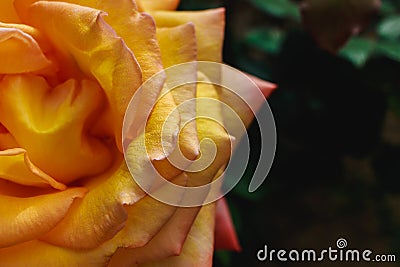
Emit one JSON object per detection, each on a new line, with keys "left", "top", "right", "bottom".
{"left": 214, "top": 197, "right": 241, "bottom": 251}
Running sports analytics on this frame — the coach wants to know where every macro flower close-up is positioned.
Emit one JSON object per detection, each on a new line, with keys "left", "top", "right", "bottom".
{"left": 0, "top": 0, "right": 276, "bottom": 266}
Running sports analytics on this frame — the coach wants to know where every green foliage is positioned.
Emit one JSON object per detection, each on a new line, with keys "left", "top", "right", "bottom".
{"left": 339, "top": 37, "right": 376, "bottom": 67}
{"left": 376, "top": 39, "right": 400, "bottom": 61}
{"left": 248, "top": 0, "right": 300, "bottom": 20}
{"left": 378, "top": 15, "right": 400, "bottom": 39}
{"left": 244, "top": 28, "right": 285, "bottom": 54}
{"left": 339, "top": 11, "right": 400, "bottom": 67}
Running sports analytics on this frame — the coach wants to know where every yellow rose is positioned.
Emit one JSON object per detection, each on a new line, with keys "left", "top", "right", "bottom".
{"left": 0, "top": 0, "right": 276, "bottom": 266}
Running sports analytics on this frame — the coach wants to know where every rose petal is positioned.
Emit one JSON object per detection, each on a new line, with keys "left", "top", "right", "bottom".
{"left": 53, "top": 0, "right": 164, "bottom": 81}
{"left": 0, "top": 187, "right": 86, "bottom": 248}
{"left": 99, "top": 4, "right": 163, "bottom": 81}
{"left": 112, "top": 195, "right": 178, "bottom": 249}
{"left": 247, "top": 73, "right": 277, "bottom": 99}
{"left": 0, "top": 240, "right": 113, "bottom": 267}
{"left": 86, "top": 1, "right": 165, "bottom": 133}
{"left": 0, "top": 27, "right": 51, "bottom": 73}
{"left": 0, "top": 178, "right": 57, "bottom": 198}
{"left": 0, "top": 75, "right": 113, "bottom": 183}
{"left": 156, "top": 23, "right": 197, "bottom": 147}
{"left": 125, "top": 71, "right": 230, "bottom": 206}
{"left": 108, "top": 206, "right": 202, "bottom": 267}
{"left": 186, "top": 72, "right": 232, "bottom": 187}
{"left": 216, "top": 70, "right": 277, "bottom": 149}
{"left": 0, "top": 22, "right": 59, "bottom": 78}
{"left": 0, "top": 0, "right": 21, "bottom": 23}
{"left": 157, "top": 23, "right": 197, "bottom": 67}
{"left": 137, "top": 0, "right": 180, "bottom": 12}
{"left": 144, "top": 88, "right": 181, "bottom": 161}
{"left": 24, "top": 1, "right": 143, "bottom": 150}
{"left": 159, "top": 25, "right": 199, "bottom": 158}
{"left": 143, "top": 203, "right": 216, "bottom": 267}
{"left": 149, "top": 23, "right": 200, "bottom": 177}
{"left": 107, "top": 173, "right": 189, "bottom": 249}
{"left": 151, "top": 8, "right": 225, "bottom": 62}
{"left": 16, "top": 0, "right": 164, "bottom": 83}
{"left": 43, "top": 0, "right": 166, "bottom": 147}
{"left": 124, "top": 52, "right": 197, "bottom": 183}
{"left": 0, "top": 148, "right": 66, "bottom": 190}
{"left": 108, "top": 203, "right": 215, "bottom": 267}
{"left": 41, "top": 160, "right": 145, "bottom": 250}
{"left": 0, "top": 22, "right": 56, "bottom": 61}
{"left": 134, "top": 205, "right": 202, "bottom": 261}
{"left": 124, "top": 22, "right": 199, "bottom": 172}
{"left": 0, "top": 130, "right": 19, "bottom": 150}
{"left": 214, "top": 198, "right": 241, "bottom": 251}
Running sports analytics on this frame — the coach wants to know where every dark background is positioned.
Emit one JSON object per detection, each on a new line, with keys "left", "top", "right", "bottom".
{"left": 178, "top": 0, "right": 400, "bottom": 266}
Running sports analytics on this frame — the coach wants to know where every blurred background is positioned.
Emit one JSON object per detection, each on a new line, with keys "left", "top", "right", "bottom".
{"left": 178, "top": 0, "right": 400, "bottom": 266}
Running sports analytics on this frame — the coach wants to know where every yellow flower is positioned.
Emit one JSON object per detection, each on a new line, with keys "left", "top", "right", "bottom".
{"left": 0, "top": 0, "right": 276, "bottom": 266}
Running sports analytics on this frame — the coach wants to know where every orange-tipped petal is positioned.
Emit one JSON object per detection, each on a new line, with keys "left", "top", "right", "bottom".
{"left": 247, "top": 73, "right": 277, "bottom": 98}
{"left": 107, "top": 173, "right": 189, "bottom": 250}
{"left": 14, "top": 0, "right": 166, "bottom": 146}
{"left": 108, "top": 204, "right": 204, "bottom": 267}
{"left": 158, "top": 21, "right": 199, "bottom": 159}
{"left": 0, "top": 240, "right": 114, "bottom": 267}
{"left": 144, "top": 88, "right": 181, "bottom": 161}
{"left": 157, "top": 22, "right": 197, "bottom": 67}
{"left": 151, "top": 8, "right": 225, "bottom": 62}
{"left": 146, "top": 23, "right": 200, "bottom": 178}
{"left": 217, "top": 70, "right": 277, "bottom": 149}
{"left": 0, "top": 27, "right": 51, "bottom": 73}
{"left": 112, "top": 196, "right": 177, "bottom": 249}
{"left": 0, "top": 0, "right": 21, "bottom": 23}
{"left": 22, "top": 0, "right": 164, "bottom": 79}
{"left": 125, "top": 72, "right": 231, "bottom": 208}
{"left": 0, "top": 148, "right": 66, "bottom": 190}
{"left": 0, "top": 187, "right": 86, "bottom": 248}
{"left": 46, "top": 0, "right": 166, "bottom": 147}
{"left": 25, "top": 1, "right": 142, "bottom": 150}
{"left": 185, "top": 72, "right": 232, "bottom": 187}
{"left": 137, "top": 0, "right": 180, "bottom": 11}
{"left": 0, "top": 75, "right": 113, "bottom": 184}
{"left": 130, "top": 23, "right": 199, "bottom": 179}
{"left": 146, "top": 203, "right": 216, "bottom": 267}
{"left": 62, "top": 0, "right": 163, "bottom": 81}
{"left": 41, "top": 160, "right": 146, "bottom": 250}
{"left": 0, "top": 22, "right": 55, "bottom": 56}
{"left": 112, "top": 203, "right": 216, "bottom": 267}
{"left": 214, "top": 197, "right": 241, "bottom": 251}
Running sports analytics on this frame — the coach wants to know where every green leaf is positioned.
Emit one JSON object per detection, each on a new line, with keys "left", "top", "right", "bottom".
{"left": 376, "top": 39, "right": 400, "bottom": 61}
{"left": 244, "top": 28, "right": 285, "bottom": 54}
{"left": 301, "top": 0, "right": 381, "bottom": 52}
{"left": 339, "top": 37, "right": 376, "bottom": 67}
{"left": 248, "top": 0, "right": 300, "bottom": 20}
{"left": 378, "top": 15, "right": 400, "bottom": 39}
